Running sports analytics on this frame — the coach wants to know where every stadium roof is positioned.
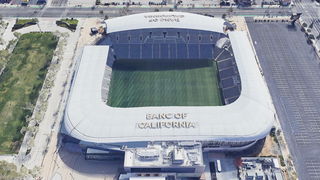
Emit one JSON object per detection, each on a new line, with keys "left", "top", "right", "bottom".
{"left": 105, "top": 12, "right": 225, "bottom": 34}
{"left": 64, "top": 12, "right": 274, "bottom": 144}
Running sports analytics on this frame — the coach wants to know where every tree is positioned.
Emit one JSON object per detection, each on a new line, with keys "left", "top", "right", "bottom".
{"left": 264, "top": 9, "right": 270, "bottom": 17}
{"left": 309, "top": 20, "right": 314, "bottom": 29}
{"left": 315, "top": 33, "right": 320, "bottom": 43}
{"left": 228, "top": 7, "right": 233, "bottom": 18}
{"left": 308, "top": 34, "right": 315, "bottom": 40}
{"left": 0, "top": 161, "right": 22, "bottom": 179}
{"left": 302, "top": 22, "right": 308, "bottom": 27}
{"left": 222, "top": 13, "right": 227, "bottom": 19}
{"left": 119, "top": 7, "right": 130, "bottom": 16}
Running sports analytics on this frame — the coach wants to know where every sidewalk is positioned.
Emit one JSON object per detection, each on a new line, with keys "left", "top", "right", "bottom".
{"left": 20, "top": 18, "right": 83, "bottom": 169}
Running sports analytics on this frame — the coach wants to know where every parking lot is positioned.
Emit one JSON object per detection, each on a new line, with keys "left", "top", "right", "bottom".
{"left": 247, "top": 20, "right": 320, "bottom": 180}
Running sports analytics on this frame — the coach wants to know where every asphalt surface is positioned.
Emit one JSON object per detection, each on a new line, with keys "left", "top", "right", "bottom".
{"left": 0, "top": 6, "right": 292, "bottom": 18}
{"left": 294, "top": 0, "right": 320, "bottom": 49}
{"left": 247, "top": 20, "right": 320, "bottom": 180}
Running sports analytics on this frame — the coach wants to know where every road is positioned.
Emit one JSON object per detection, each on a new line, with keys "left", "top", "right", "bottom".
{"left": 247, "top": 21, "right": 320, "bottom": 180}
{"left": 0, "top": 6, "right": 292, "bottom": 18}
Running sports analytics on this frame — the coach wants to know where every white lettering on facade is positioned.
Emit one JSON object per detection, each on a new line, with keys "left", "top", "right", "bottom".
{"left": 146, "top": 113, "right": 187, "bottom": 120}
{"left": 137, "top": 121, "right": 196, "bottom": 129}
{"left": 143, "top": 14, "right": 184, "bottom": 23}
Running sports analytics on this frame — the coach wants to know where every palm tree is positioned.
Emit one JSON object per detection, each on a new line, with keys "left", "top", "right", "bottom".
{"left": 228, "top": 7, "right": 233, "bottom": 18}
{"left": 309, "top": 20, "right": 315, "bottom": 29}
{"left": 222, "top": 14, "right": 227, "bottom": 19}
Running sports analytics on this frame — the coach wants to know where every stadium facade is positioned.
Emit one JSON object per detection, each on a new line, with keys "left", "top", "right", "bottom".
{"left": 62, "top": 12, "right": 275, "bottom": 178}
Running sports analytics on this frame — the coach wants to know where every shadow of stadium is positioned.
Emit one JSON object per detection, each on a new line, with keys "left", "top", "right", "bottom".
{"left": 56, "top": 137, "right": 124, "bottom": 176}
{"left": 112, "top": 59, "right": 215, "bottom": 71}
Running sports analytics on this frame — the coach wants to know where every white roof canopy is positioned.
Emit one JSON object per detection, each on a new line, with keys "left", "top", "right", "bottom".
{"left": 64, "top": 13, "right": 274, "bottom": 144}
{"left": 105, "top": 12, "right": 225, "bottom": 33}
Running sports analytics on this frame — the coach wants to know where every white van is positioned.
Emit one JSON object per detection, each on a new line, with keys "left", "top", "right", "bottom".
{"left": 216, "top": 160, "right": 222, "bottom": 172}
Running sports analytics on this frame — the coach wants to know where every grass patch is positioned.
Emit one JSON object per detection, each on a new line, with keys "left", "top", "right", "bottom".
{"left": 0, "top": 50, "right": 9, "bottom": 71}
{"left": 279, "top": 155, "right": 286, "bottom": 167}
{"left": 56, "top": 18, "right": 78, "bottom": 31}
{"left": 15, "top": 19, "right": 37, "bottom": 25}
{"left": 107, "top": 59, "right": 222, "bottom": 107}
{"left": 60, "top": 18, "right": 78, "bottom": 25}
{"left": 12, "top": 19, "right": 38, "bottom": 31}
{"left": 0, "top": 32, "right": 58, "bottom": 154}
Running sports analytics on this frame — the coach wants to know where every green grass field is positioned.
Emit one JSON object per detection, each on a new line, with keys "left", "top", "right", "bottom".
{"left": 107, "top": 59, "right": 222, "bottom": 107}
{"left": 0, "top": 32, "right": 58, "bottom": 154}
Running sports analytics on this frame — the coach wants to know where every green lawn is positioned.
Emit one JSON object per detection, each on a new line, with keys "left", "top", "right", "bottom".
{"left": 56, "top": 18, "right": 78, "bottom": 31}
{"left": 0, "top": 32, "right": 58, "bottom": 154}
{"left": 107, "top": 59, "right": 222, "bottom": 107}
{"left": 15, "top": 18, "right": 37, "bottom": 25}
{"left": 60, "top": 18, "right": 78, "bottom": 25}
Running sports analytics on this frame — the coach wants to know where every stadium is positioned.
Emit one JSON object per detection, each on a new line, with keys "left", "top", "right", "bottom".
{"left": 62, "top": 12, "right": 274, "bottom": 177}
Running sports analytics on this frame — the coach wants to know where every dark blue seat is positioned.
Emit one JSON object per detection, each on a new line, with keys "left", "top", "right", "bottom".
{"left": 223, "top": 86, "right": 240, "bottom": 99}
{"left": 199, "top": 44, "right": 213, "bottom": 59}
{"left": 200, "top": 33, "right": 213, "bottom": 44}
{"left": 217, "top": 59, "right": 234, "bottom": 69}
{"left": 113, "top": 44, "right": 129, "bottom": 59}
{"left": 177, "top": 44, "right": 187, "bottom": 59}
{"left": 118, "top": 32, "right": 129, "bottom": 43}
{"left": 219, "top": 67, "right": 236, "bottom": 79}
{"left": 153, "top": 44, "right": 160, "bottom": 59}
{"left": 129, "top": 31, "right": 142, "bottom": 44}
{"left": 169, "top": 44, "right": 177, "bottom": 59}
{"left": 221, "top": 78, "right": 235, "bottom": 88}
{"left": 108, "top": 28, "right": 227, "bottom": 61}
{"left": 130, "top": 44, "right": 141, "bottom": 59}
{"left": 188, "top": 33, "right": 200, "bottom": 44}
{"left": 217, "top": 51, "right": 233, "bottom": 60}
{"left": 160, "top": 44, "right": 169, "bottom": 59}
{"left": 188, "top": 44, "right": 199, "bottom": 59}
{"left": 225, "top": 96, "right": 239, "bottom": 104}
{"left": 141, "top": 44, "right": 153, "bottom": 59}
{"left": 152, "top": 30, "right": 163, "bottom": 37}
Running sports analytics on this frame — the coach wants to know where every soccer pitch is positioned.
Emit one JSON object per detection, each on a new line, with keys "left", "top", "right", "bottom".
{"left": 107, "top": 59, "right": 222, "bottom": 107}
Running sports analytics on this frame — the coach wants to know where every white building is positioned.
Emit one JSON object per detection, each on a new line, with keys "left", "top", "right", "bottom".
{"left": 62, "top": 12, "right": 275, "bottom": 178}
